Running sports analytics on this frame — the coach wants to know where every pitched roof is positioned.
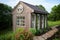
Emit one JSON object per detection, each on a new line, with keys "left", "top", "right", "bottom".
{"left": 12, "top": 1, "right": 48, "bottom": 14}
{"left": 22, "top": 1, "right": 48, "bottom": 14}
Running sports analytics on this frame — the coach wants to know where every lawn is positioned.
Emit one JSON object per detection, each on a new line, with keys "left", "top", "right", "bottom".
{"left": 48, "top": 20, "right": 60, "bottom": 27}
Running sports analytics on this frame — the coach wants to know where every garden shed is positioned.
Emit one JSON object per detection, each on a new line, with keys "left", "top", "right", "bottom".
{"left": 12, "top": 1, "right": 48, "bottom": 31}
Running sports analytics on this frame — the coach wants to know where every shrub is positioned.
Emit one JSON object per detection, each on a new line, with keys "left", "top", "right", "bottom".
{"left": 15, "top": 28, "right": 34, "bottom": 40}
{"left": 35, "top": 29, "right": 43, "bottom": 36}
{"left": 0, "top": 32, "right": 13, "bottom": 40}
{"left": 15, "top": 28, "right": 24, "bottom": 34}
{"left": 33, "top": 28, "right": 51, "bottom": 36}
{"left": 29, "top": 28, "right": 36, "bottom": 35}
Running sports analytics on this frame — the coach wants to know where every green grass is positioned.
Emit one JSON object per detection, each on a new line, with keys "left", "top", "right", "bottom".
{"left": 48, "top": 21, "right": 60, "bottom": 40}
{"left": 0, "top": 21, "right": 60, "bottom": 40}
{"left": 48, "top": 20, "right": 60, "bottom": 27}
{"left": 0, "top": 31, "right": 14, "bottom": 40}
{"left": 53, "top": 38, "right": 60, "bottom": 40}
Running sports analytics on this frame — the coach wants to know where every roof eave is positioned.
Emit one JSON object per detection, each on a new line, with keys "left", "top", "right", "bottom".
{"left": 34, "top": 10, "right": 49, "bottom": 14}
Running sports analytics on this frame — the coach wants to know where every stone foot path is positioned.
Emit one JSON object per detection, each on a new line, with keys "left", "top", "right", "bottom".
{"left": 33, "top": 25, "right": 60, "bottom": 40}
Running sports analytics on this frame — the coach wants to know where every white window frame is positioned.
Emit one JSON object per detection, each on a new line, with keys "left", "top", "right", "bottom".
{"left": 31, "top": 13, "right": 36, "bottom": 28}
{"left": 45, "top": 15, "right": 47, "bottom": 28}
{"left": 16, "top": 16, "right": 25, "bottom": 26}
{"left": 42, "top": 15, "right": 44, "bottom": 29}
{"left": 37, "top": 14, "right": 40, "bottom": 30}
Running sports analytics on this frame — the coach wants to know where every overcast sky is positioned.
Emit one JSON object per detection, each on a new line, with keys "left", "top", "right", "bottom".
{"left": 0, "top": 0, "right": 60, "bottom": 12}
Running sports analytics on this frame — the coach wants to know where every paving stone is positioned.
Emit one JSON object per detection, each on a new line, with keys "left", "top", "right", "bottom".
{"left": 42, "top": 33, "right": 50, "bottom": 39}
{"left": 41, "top": 28, "right": 58, "bottom": 39}
{"left": 33, "top": 36, "right": 45, "bottom": 40}
{"left": 38, "top": 36, "right": 45, "bottom": 40}
{"left": 33, "top": 26, "right": 59, "bottom": 40}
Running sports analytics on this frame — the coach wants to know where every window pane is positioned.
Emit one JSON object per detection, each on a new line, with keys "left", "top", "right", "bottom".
{"left": 37, "top": 14, "right": 40, "bottom": 30}
{"left": 31, "top": 14, "right": 36, "bottom": 28}
{"left": 42, "top": 15, "right": 44, "bottom": 29}
{"left": 45, "top": 15, "right": 47, "bottom": 28}
{"left": 16, "top": 16, "right": 25, "bottom": 26}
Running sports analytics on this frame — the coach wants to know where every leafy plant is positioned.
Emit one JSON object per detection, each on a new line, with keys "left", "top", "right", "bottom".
{"left": 15, "top": 28, "right": 34, "bottom": 40}
{"left": 29, "top": 28, "right": 36, "bottom": 35}
{"left": 0, "top": 31, "right": 13, "bottom": 40}
{"left": 35, "top": 29, "right": 43, "bottom": 36}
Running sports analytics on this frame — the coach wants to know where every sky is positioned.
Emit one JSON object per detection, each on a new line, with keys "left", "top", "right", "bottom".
{"left": 0, "top": 0, "right": 60, "bottom": 12}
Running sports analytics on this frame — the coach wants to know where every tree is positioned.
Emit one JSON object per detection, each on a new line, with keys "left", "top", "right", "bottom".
{"left": 36, "top": 5, "right": 46, "bottom": 11}
{"left": 48, "top": 4, "right": 60, "bottom": 21}
{"left": 0, "top": 3, "right": 12, "bottom": 30}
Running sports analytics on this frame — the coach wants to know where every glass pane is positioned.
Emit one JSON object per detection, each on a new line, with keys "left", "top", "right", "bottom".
{"left": 45, "top": 15, "right": 47, "bottom": 28}
{"left": 16, "top": 16, "right": 25, "bottom": 26}
{"left": 37, "top": 14, "right": 40, "bottom": 30}
{"left": 31, "top": 14, "right": 36, "bottom": 28}
{"left": 42, "top": 15, "right": 44, "bottom": 29}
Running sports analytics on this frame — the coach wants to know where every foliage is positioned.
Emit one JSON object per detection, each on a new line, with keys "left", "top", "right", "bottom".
{"left": 35, "top": 28, "right": 51, "bottom": 36}
{"left": 0, "top": 31, "right": 13, "bottom": 40}
{"left": 48, "top": 4, "right": 60, "bottom": 21}
{"left": 15, "top": 28, "right": 34, "bottom": 40}
{"left": 15, "top": 28, "right": 24, "bottom": 33}
{"left": 15, "top": 28, "right": 50, "bottom": 38}
{"left": 29, "top": 28, "right": 36, "bottom": 35}
{"left": 48, "top": 21, "right": 60, "bottom": 27}
{"left": 0, "top": 3, "right": 12, "bottom": 30}
{"left": 29, "top": 28, "right": 50, "bottom": 36}
{"left": 51, "top": 30, "right": 60, "bottom": 40}
{"left": 35, "top": 29, "right": 43, "bottom": 36}
{"left": 53, "top": 38, "right": 60, "bottom": 40}
{"left": 36, "top": 5, "right": 46, "bottom": 11}
{"left": 0, "top": 28, "right": 34, "bottom": 40}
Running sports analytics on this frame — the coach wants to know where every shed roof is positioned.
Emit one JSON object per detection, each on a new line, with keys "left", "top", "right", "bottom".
{"left": 13, "top": 1, "right": 48, "bottom": 14}
{"left": 22, "top": 1, "right": 48, "bottom": 14}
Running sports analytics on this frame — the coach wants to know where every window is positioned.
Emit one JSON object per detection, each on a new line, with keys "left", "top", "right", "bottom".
{"left": 16, "top": 16, "right": 25, "bottom": 26}
{"left": 42, "top": 15, "right": 44, "bottom": 28}
{"left": 31, "top": 14, "right": 36, "bottom": 28}
{"left": 17, "top": 5, "right": 23, "bottom": 13}
{"left": 44, "top": 15, "right": 47, "bottom": 28}
{"left": 37, "top": 14, "right": 40, "bottom": 30}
